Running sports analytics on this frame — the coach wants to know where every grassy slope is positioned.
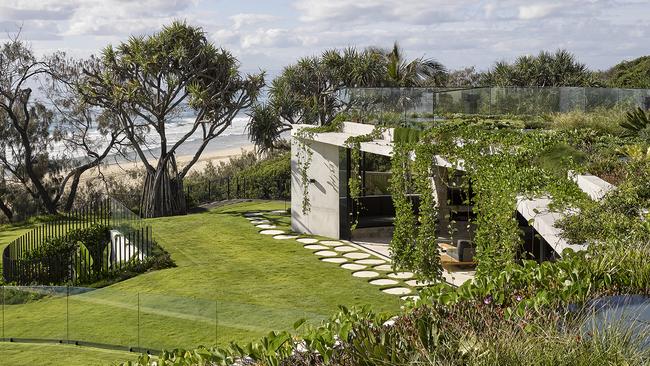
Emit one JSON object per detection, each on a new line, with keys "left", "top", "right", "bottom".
{"left": 0, "top": 224, "right": 36, "bottom": 273}
{"left": 0, "top": 200, "right": 400, "bottom": 365}
{"left": 0, "top": 343, "right": 137, "bottom": 366}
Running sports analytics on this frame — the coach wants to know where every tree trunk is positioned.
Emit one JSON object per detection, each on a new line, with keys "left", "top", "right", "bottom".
{"left": 0, "top": 199, "right": 13, "bottom": 222}
{"left": 140, "top": 155, "right": 187, "bottom": 218}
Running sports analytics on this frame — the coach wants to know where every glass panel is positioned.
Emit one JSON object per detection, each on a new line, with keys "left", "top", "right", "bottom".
{"left": 139, "top": 292, "right": 217, "bottom": 352}
{"left": 2, "top": 286, "right": 67, "bottom": 341}
{"left": 67, "top": 287, "right": 138, "bottom": 348}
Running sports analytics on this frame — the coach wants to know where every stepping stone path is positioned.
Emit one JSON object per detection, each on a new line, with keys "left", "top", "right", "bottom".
{"left": 369, "top": 279, "right": 399, "bottom": 286}
{"left": 256, "top": 224, "right": 276, "bottom": 229}
{"left": 387, "top": 272, "right": 415, "bottom": 279}
{"left": 382, "top": 287, "right": 412, "bottom": 295}
{"left": 352, "top": 270, "right": 380, "bottom": 278}
{"left": 321, "top": 257, "right": 348, "bottom": 264}
{"left": 244, "top": 211, "right": 422, "bottom": 299}
{"left": 304, "top": 244, "right": 330, "bottom": 250}
{"left": 405, "top": 280, "right": 433, "bottom": 287}
{"left": 341, "top": 263, "right": 366, "bottom": 271}
{"left": 320, "top": 240, "right": 344, "bottom": 246}
{"left": 260, "top": 229, "right": 285, "bottom": 235}
{"left": 374, "top": 264, "right": 393, "bottom": 271}
{"left": 333, "top": 246, "right": 357, "bottom": 253}
{"left": 273, "top": 235, "right": 298, "bottom": 240}
{"left": 344, "top": 252, "right": 371, "bottom": 259}
{"left": 314, "top": 250, "right": 337, "bottom": 257}
{"left": 356, "top": 259, "right": 385, "bottom": 265}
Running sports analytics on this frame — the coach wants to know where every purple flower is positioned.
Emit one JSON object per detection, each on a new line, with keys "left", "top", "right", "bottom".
{"left": 483, "top": 295, "right": 493, "bottom": 305}
{"left": 515, "top": 295, "right": 523, "bottom": 302}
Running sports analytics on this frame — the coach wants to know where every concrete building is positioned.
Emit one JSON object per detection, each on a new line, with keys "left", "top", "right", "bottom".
{"left": 291, "top": 121, "right": 614, "bottom": 264}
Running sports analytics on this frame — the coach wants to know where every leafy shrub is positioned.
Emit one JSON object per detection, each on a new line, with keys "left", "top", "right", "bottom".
{"left": 185, "top": 151, "right": 290, "bottom": 206}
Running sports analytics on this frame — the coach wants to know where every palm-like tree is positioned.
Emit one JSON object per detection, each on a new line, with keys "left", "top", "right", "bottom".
{"left": 371, "top": 42, "right": 447, "bottom": 87}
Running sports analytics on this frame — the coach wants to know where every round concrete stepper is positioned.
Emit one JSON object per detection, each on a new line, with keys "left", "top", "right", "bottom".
{"left": 271, "top": 210, "right": 287, "bottom": 214}
{"left": 260, "top": 229, "right": 285, "bottom": 235}
{"left": 341, "top": 263, "right": 366, "bottom": 271}
{"left": 355, "top": 259, "right": 386, "bottom": 265}
{"left": 256, "top": 224, "right": 276, "bottom": 229}
{"left": 296, "top": 238, "right": 319, "bottom": 244}
{"left": 374, "top": 264, "right": 393, "bottom": 271}
{"left": 250, "top": 219, "right": 270, "bottom": 225}
{"left": 321, "top": 257, "right": 348, "bottom": 264}
{"left": 352, "top": 270, "right": 380, "bottom": 278}
{"left": 319, "top": 240, "right": 344, "bottom": 246}
{"left": 405, "top": 280, "right": 433, "bottom": 287}
{"left": 273, "top": 235, "right": 299, "bottom": 240}
{"left": 333, "top": 245, "right": 357, "bottom": 253}
{"left": 244, "top": 212, "right": 264, "bottom": 217}
{"left": 401, "top": 295, "right": 420, "bottom": 302}
{"left": 387, "top": 272, "right": 415, "bottom": 280}
{"left": 314, "top": 250, "right": 338, "bottom": 257}
{"left": 344, "top": 252, "right": 371, "bottom": 259}
{"left": 369, "top": 278, "right": 399, "bottom": 286}
{"left": 304, "top": 244, "right": 330, "bottom": 250}
{"left": 382, "top": 287, "right": 412, "bottom": 295}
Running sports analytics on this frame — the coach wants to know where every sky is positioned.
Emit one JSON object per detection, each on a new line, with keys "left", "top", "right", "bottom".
{"left": 0, "top": 0, "right": 648, "bottom": 78}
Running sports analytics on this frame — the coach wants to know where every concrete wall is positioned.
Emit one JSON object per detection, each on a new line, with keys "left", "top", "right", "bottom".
{"left": 291, "top": 138, "right": 341, "bottom": 239}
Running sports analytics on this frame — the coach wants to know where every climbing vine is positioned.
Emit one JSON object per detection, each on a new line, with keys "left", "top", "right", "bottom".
{"left": 413, "top": 140, "right": 442, "bottom": 280}
{"left": 389, "top": 143, "right": 417, "bottom": 270}
{"left": 345, "top": 126, "right": 385, "bottom": 229}
{"left": 388, "top": 121, "right": 599, "bottom": 278}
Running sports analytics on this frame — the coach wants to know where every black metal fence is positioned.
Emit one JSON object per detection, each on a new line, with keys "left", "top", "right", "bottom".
{"left": 185, "top": 176, "right": 290, "bottom": 207}
{"left": 2, "top": 198, "right": 153, "bottom": 285}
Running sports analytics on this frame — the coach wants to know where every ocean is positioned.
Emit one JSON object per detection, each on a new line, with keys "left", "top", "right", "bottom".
{"left": 49, "top": 112, "right": 254, "bottom": 165}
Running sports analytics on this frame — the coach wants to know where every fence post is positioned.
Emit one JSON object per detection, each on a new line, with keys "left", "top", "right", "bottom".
{"left": 2, "top": 285, "right": 4, "bottom": 341}
{"left": 66, "top": 285, "right": 70, "bottom": 343}
{"left": 137, "top": 292, "right": 140, "bottom": 351}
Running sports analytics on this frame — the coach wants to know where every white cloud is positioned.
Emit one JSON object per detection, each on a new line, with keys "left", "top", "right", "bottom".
{"left": 0, "top": 0, "right": 648, "bottom": 73}
{"left": 230, "top": 13, "right": 279, "bottom": 30}
{"left": 518, "top": 3, "right": 560, "bottom": 20}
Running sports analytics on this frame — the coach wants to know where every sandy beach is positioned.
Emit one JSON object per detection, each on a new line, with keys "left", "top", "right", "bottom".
{"left": 95, "top": 144, "right": 257, "bottom": 179}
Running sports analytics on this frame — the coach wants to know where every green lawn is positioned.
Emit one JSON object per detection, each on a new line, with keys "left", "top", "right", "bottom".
{"left": 0, "top": 342, "right": 137, "bottom": 366}
{"left": 0, "top": 200, "right": 401, "bottom": 365}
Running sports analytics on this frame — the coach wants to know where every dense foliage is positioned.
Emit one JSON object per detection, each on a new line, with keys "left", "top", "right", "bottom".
{"left": 606, "top": 55, "right": 650, "bottom": 88}
{"left": 482, "top": 49, "right": 598, "bottom": 87}
{"left": 184, "top": 150, "right": 291, "bottom": 207}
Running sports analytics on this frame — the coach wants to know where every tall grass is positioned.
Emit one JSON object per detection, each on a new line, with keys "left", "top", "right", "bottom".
{"left": 545, "top": 106, "right": 628, "bottom": 135}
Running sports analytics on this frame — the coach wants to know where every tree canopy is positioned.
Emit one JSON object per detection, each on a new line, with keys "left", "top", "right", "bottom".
{"left": 82, "top": 21, "right": 264, "bottom": 217}
{"left": 482, "top": 49, "right": 597, "bottom": 87}
{"left": 0, "top": 38, "right": 119, "bottom": 219}
{"left": 606, "top": 55, "right": 650, "bottom": 88}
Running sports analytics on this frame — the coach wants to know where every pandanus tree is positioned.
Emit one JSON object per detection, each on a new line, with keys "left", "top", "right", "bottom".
{"left": 82, "top": 22, "right": 264, "bottom": 217}
{"left": 482, "top": 49, "right": 597, "bottom": 87}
